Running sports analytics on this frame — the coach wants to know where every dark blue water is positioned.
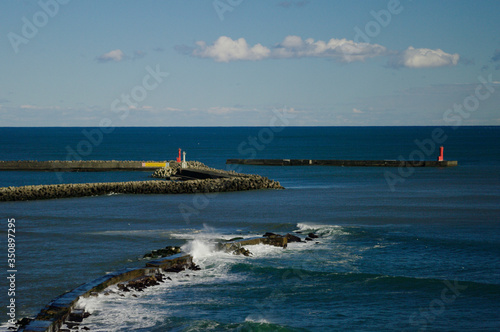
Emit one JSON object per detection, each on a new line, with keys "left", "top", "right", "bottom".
{"left": 1, "top": 127, "right": 499, "bottom": 331}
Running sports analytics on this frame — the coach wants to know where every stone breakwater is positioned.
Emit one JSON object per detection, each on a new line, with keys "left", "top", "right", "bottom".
{"left": 15, "top": 234, "right": 299, "bottom": 332}
{"left": 0, "top": 176, "right": 284, "bottom": 202}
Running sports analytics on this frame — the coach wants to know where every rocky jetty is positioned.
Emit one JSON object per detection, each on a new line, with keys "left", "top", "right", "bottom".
{"left": 15, "top": 233, "right": 304, "bottom": 332}
{"left": 0, "top": 174, "right": 283, "bottom": 202}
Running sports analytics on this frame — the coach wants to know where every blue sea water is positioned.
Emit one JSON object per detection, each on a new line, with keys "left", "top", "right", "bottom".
{"left": 0, "top": 126, "right": 499, "bottom": 331}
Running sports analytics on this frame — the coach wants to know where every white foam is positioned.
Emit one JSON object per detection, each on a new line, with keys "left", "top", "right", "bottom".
{"left": 72, "top": 226, "right": 314, "bottom": 330}
{"left": 182, "top": 237, "right": 216, "bottom": 261}
{"left": 295, "top": 222, "right": 348, "bottom": 237}
{"left": 245, "top": 315, "right": 272, "bottom": 324}
{"left": 245, "top": 243, "right": 284, "bottom": 257}
{"left": 0, "top": 322, "right": 16, "bottom": 331}
{"left": 74, "top": 253, "right": 246, "bottom": 331}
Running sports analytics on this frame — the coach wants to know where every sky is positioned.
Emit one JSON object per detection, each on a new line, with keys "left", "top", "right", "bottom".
{"left": 1, "top": 0, "right": 500, "bottom": 126}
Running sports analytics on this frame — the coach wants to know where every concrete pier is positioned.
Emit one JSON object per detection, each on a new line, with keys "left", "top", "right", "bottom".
{"left": 179, "top": 168, "right": 236, "bottom": 179}
{"left": 20, "top": 266, "right": 162, "bottom": 332}
{"left": 226, "top": 159, "right": 458, "bottom": 167}
{"left": 145, "top": 253, "right": 194, "bottom": 269}
{"left": 0, "top": 160, "right": 167, "bottom": 172}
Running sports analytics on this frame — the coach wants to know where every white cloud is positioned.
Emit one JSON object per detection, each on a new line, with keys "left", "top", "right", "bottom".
{"left": 97, "top": 49, "right": 125, "bottom": 62}
{"left": 189, "top": 36, "right": 462, "bottom": 69}
{"left": 391, "top": 46, "right": 459, "bottom": 68}
{"left": 193, "top": 36, "right": 270, "bottom": 62}
{"left": 352, "top": 108, "right": 363, "bottom": 113}
{"left": 207, "top": 106, "right": 245, "bottom": 115}
{"left": 20, "top": 104, "right": 61, "bottom": 110}
{"left": 192, "top": 35, "right": 386, "bottom": 63}
{"left": 273, "top": 35, "right": 387, "bottom": 62}
{"left": 164, "top": 107, "right": 184, "bottom": 112}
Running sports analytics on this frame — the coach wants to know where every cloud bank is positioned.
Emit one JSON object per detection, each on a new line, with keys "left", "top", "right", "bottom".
{"left": 192, "top": 35, "right": 387, "bottom": 63}
{"left": 273, "top": 35, "right": 387, "bottom": 62}
{"left": 97, "top": 49, "right": 125, "bottom": 62}
{"left": 189, "top": 36, "right": 460, "bottom": 69}
{"left": 390, "top": 46, "right": 460, "bottom": 68}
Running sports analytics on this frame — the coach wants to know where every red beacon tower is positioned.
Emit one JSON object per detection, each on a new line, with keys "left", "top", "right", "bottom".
{"left": 176, "top": 148, "right": 182, "bottom": 163}
{"left": 437, "top": 146, "right": 444, "bottom": 161}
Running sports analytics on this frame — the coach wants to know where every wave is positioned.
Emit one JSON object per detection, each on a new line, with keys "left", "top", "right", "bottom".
{"left": 295, "top": 222, "right": 349, "bottom": 237}
{"left": 286, "top": 184, "right": 344, "bottom": 190}
{"left": 74, "top": 259, "right": 500, "bottom": 331}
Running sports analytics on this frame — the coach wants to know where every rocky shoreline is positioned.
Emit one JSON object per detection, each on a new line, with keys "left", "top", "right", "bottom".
{"left": 0, "top": 170, "right": 283, "bottom": 202}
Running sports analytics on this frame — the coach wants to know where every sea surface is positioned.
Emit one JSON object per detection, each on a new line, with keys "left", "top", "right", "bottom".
{"left": 0, "top": 126, "right": 499, "bottom": 331}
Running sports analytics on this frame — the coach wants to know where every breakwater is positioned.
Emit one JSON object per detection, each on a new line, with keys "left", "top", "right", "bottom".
{"left": 0, "top": 160, "right": 168, "bottom": 172}
{"left": 19, "top": 254, "right": 195, "bottom": 332}
{"left": 16, "top": 235, "right": 295, "bottom": 332}
{"left": 0, "top": 176, "right": 283, "bottom": 202}
{"left": 226, "top": 159, "right": 458, "bottom": 167}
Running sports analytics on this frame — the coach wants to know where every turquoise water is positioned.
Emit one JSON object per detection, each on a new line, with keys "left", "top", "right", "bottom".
{"left": 0, "top": 127, "right": 499, "bottom": 331}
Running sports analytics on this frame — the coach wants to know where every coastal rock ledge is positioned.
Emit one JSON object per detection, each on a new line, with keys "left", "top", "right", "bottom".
{"left": 0, "top": 175, "right": 284, "bottom": 202}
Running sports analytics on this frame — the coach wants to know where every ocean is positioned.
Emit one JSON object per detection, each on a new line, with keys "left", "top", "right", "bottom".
{"left": 0, "top": 126, "right": 499, "bottom": 331}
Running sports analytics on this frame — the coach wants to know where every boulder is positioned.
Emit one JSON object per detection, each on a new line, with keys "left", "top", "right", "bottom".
{"left": 263, "top": 232, "right": 282, "bottom": 238}
{"left": 285, "top": 233, "right": 302, "bottom": 243}
{"left": 232, "top": 247, "right": 252, "bottom": 256}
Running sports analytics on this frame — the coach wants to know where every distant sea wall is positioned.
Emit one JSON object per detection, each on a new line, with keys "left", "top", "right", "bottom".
{"left": 0, "top": 176, "right": 284, "bottom": 202}
{"left": 227, "top": 159, "right": 458, "bottom": 167}
{"left": 0, "top": 160, "right": 166, "bottom": 171}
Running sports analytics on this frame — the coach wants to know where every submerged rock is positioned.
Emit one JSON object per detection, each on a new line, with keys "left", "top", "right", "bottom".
{"left": 16, "top": 317, "right": 32, "bottom": 328}
{"left": 164, "top": 266, "right": 185, "bottom": 273}
{"left": 286, "top": 233, "right": 302, "bottom": 243}
{"left": 189, "top": 262, "right": 201, "bottom": 271}
{"left": 263, "top": 232, "right": 282, "bottom": 238}
{"left": 143, "top": 246, "right": 181, "bottom": 259}
{"left": 227, "top": 237, "right": 244, "bottom": 241}
{"left": 232, "top": 247, "right": 252, "bottom": 256}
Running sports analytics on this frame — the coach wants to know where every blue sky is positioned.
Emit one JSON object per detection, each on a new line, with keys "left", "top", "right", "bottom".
{"left": 1, "top": 0, "right": 499, "bottom": 126}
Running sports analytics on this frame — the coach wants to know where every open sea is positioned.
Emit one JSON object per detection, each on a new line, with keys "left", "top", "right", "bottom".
{"left": 0, "top": 126, "right": 499, "bottom": 331}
